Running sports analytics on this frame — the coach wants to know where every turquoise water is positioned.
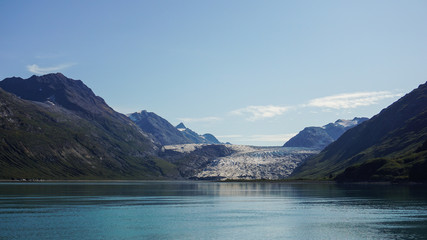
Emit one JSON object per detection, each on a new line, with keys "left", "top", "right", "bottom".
{"left": 0, "top": 181, "right": 426, "bottom": 240}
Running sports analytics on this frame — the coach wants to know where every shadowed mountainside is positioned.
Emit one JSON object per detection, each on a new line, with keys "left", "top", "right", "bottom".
{"left": 0, "top": 73, "right": 178, "bottom": 180}
{"left": 291, "top": 82, "right": 427, "bottom": 182}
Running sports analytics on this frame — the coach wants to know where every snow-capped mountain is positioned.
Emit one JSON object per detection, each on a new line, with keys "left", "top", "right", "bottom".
{"left": 283, "top": 117, "right": 368, "bottom": 149}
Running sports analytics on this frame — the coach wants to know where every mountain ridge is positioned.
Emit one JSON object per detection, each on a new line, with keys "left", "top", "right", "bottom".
{"left": 283, "top": 117, "right": 368, "bottom": 149}
{"left": 128, "top": 110, "right": 193, "bottom": 146}
{"left": 175, "top": 122, "right": 221, "bottom": 144}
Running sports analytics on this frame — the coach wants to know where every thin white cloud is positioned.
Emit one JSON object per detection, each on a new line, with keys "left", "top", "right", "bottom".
{"left": 307, "top": 91, "right": 403, "bottom": 109}
{"left": 27, "top": 63, "right": 75, "bottom": 75}
{"left": 231, "top": 105, "right": 290, "bottom": 121}
{"left": 177, "top": 116, "right": 222, "bottom": 123}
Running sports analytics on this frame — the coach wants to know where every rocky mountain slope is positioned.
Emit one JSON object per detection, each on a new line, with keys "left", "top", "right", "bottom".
{"left": 283, "top": 118, "right": 368, "bottom": 149}
{"left": 0, "top": 73, "right": 178, "bottom": 180}
{"left": 291, "top": 82, "right": 427, "bottom": 181}
{"left": 176, "top": 122, "right": 220, "bottom": 144}
{"left": 127, "top": 111, "right": 221, "bottom": 146}
{"left": 128, "top": 110, "right": 192, "bottom": 146}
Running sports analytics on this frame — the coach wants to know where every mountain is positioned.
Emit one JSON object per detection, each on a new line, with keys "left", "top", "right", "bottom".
{"left": 0, "top": 73, "right": 121, "bottom": 119}
{"left": 202, "top": 133, "right": 221, "bottom": 144}
{"left": 176, "top": 122, "right": 186, "bottom": 130}
{"left": 176, "top": 122, "right": 221, "bottom": 144}
{"left": 128, "top": 110, "right": 192, "bottom": 146}
{"left": 291, "top": 82, "right": 427, "bottom": 182}
{"left": 0, "top": 73, "right": 178, "bottom": 180}
{"left": 283, "top": 117, "right": 368, "bottom": 149}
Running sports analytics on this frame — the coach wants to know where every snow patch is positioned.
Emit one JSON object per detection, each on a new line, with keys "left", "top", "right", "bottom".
{"left": 335, "top": 119, "right": 357, "bottom": 128}
{"left": 128, "top": 114, "right": 139, "bottom": 122}
{"left": 163, "top": 144, "right": 204, "bottom": 153}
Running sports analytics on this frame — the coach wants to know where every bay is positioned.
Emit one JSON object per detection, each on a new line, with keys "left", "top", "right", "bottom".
{"left": 0, "top": 181, "right": 426, "bottom": 240}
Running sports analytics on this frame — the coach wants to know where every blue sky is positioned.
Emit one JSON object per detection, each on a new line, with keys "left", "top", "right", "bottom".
{"left": 1, "top": 0, "right": 426, "bottom": 145}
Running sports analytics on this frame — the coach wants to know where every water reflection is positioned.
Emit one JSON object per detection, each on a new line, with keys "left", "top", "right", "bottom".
{"left": 1, "top": 181, "right": 427, "bottom": 206}
{"left": 0, "top": 181, "right": 426, "bottom": 240}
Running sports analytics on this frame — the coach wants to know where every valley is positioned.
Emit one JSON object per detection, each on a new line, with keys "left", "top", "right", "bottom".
{"left": 0, "top": 73, "right": 425, "bottom": 182}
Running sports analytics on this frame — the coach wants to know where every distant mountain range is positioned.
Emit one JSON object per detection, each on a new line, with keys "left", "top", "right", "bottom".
{"left": 0, "top": 73, "right": 425, "bottom": 182}
{"left": 284, "top": 118, "right": 368, "bottom": 149}
{"left": 291, "top": 82, "right": 427, "bottom": 182}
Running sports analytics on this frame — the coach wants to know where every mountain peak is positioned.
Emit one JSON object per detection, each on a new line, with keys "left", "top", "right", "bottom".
{"left": 0, "top": 73, "right": 112, "bottom": 117}
{"left": 176, "top": 122, "right": 186, "bottom": 129}
{"left": 36, "top": 72, "right": 66, "bottom": 78}
{"left": 333, "top": 117, "right": 369, "bottom": 128}
{"left": 128, "top": 111, "right": 193, "bottom": 146}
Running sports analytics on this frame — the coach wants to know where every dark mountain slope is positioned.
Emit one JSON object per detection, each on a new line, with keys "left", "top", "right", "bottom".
{"left": 128, "top": 110, "right": 192, "bottom": 146}
{"left": 291, "top": 82, "right": 427, "bottom": 181}
{"left": 0, "top": 73, "right": 119, "bottom": 118}
{"left": 0, "top": 74, "right": 178, "bottom": 180}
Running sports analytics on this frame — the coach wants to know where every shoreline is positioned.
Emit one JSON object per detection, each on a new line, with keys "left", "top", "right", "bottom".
{"left": 0, "top": 178, "right": 425, "bottom": 185}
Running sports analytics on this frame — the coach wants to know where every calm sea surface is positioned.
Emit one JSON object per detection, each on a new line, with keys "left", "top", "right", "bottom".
{"left": 0, "top": 181, "right": 426, "bottom": 240}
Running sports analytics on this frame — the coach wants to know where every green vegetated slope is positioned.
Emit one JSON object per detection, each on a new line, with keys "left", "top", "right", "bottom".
{"left": 291, "top": 82, "right": 427, "bottom": 182}
{"left": 0, "top": 74, "right": 178, "bottom": 180}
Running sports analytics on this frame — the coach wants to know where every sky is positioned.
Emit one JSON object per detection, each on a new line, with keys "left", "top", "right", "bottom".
{"left": 1, "top": 0, "right": 426, "bottom": 146}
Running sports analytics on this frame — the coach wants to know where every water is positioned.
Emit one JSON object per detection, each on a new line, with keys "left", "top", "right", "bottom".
{"left": 0, "top": 181, "right": 426, "bottom": 240}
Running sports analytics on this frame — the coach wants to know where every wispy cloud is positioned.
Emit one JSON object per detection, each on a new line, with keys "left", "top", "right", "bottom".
{"left": 177, "top": 116, "right": 222, "bottom": 123}
{"left": 27, "top": 63, "right": 75, "bottom": 75}
{"left": 231, "top": 105, "right": 290, "bottom": 121}
{"left": 307, "top": 91, "right": 403, "bottom": 109}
